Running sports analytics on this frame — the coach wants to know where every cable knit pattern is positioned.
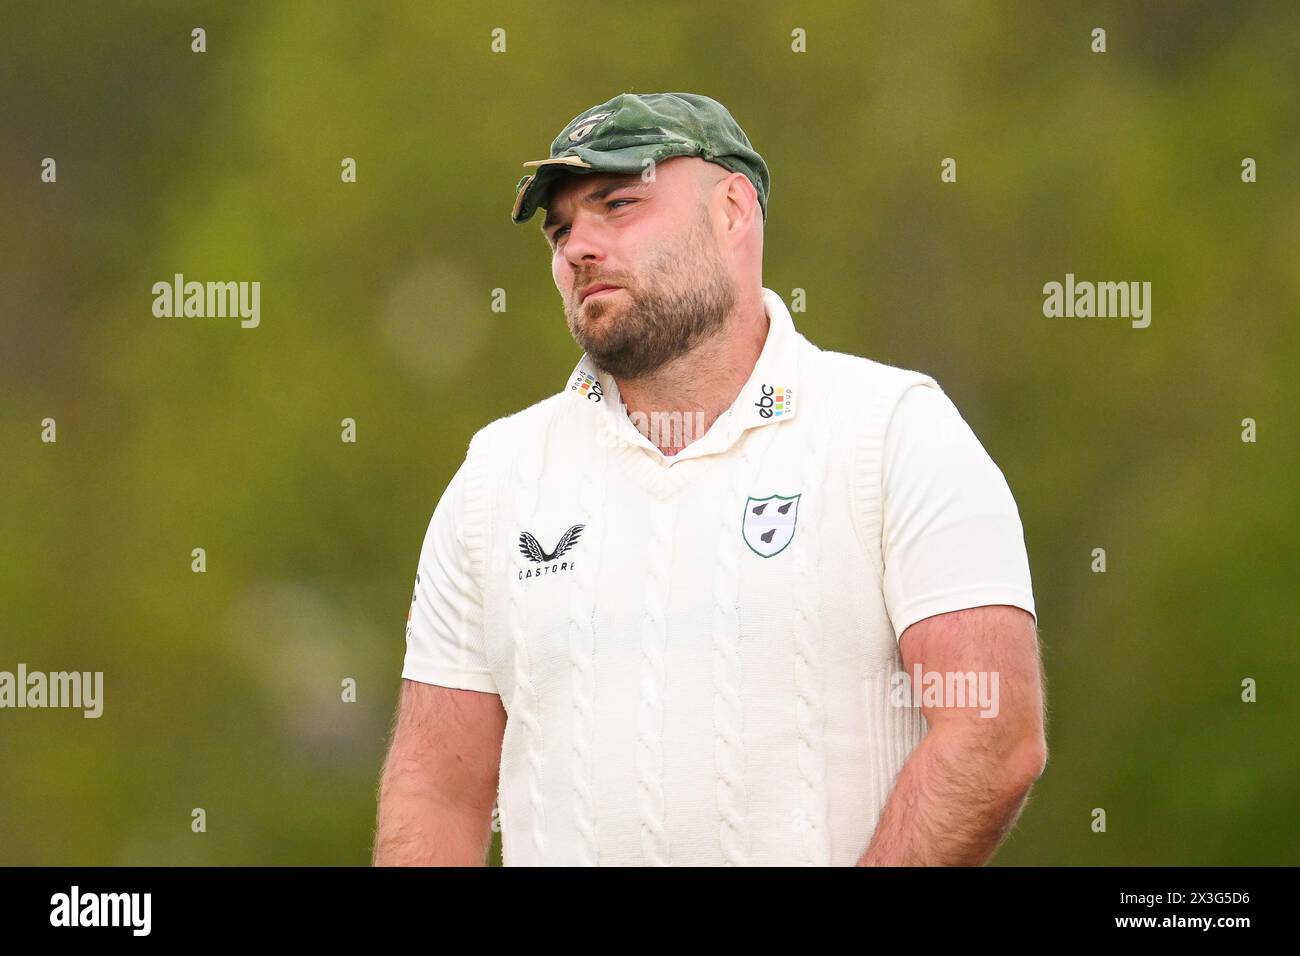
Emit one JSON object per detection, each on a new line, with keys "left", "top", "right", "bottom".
{"left": 710, "top": 421, "right": 759, "bottom": 865}
{"left": 459, "top": 432, "right": 492, "bottom": 642}
{"left": 792, "top": 410, "right": 831, "bottom": 865}
{"left": 568, "top": 415, "right": 609, "bottom": 865}
{"left": 849, "top": 372, "right": 942, "bottom": 827}
{"left": 405, "top": 295, "right": 1009, "bottom": 865}
{"left": 636, "top": 465, "right": 678, "bottom": 865}
{"left": 713, "top": 420, "right": 795, "bottom": 864}
{"left": 508, "top": 405, "right": 556, "bottom": 864}
{"left": 850, "top": 376, "right": 940, "bottom": 580}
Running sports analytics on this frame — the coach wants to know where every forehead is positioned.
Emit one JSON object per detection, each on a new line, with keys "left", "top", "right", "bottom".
{"left": 542, "top": 172, "right": 643, "bottom": 224}
{"left": 539, "top": 158, "right": 704, "bottom": 234}
{"left": 552, "top": 170, "right": 642, "bottom": 200}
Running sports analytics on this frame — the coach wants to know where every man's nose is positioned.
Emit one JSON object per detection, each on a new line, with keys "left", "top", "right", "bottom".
{"left": 562, "top": 214, "right": 605, "bottom": 264}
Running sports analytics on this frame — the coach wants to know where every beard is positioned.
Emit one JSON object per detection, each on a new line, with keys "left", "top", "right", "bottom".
{"left": 564, "top": 206, "right": 737, "bottom": 380}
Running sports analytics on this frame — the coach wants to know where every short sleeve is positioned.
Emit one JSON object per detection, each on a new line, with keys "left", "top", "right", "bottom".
{"left": 880, "top": 384, "right": 1036, "bottom": 642}
{"left": 401, "top": 456, "right": 498, "bottom": 694}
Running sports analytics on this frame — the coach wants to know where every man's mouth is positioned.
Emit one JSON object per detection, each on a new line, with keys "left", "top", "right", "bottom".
{"left": 580, "top": 283, "right": 623, "bottom": 303}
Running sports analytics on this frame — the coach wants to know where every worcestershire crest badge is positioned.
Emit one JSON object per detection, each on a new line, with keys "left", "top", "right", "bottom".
{"left": 742, "top": 493, "right": 801, "bottom": 558}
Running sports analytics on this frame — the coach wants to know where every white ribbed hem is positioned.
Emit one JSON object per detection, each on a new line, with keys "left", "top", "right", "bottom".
{"left": 401, "top": 657, "right": 498, "bottom": 694}
{"left": 889, "top": 587, "right": 1037, "bottom": 643}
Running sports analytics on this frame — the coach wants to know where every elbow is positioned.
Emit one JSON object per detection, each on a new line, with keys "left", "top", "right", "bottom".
{"left": 1007, "top": 732, "right": 1048, "bottom": 791}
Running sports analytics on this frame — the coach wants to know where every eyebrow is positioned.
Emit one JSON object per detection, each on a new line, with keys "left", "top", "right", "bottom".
{"left": 542, "top": 178, "right": 649, "bottom": 237}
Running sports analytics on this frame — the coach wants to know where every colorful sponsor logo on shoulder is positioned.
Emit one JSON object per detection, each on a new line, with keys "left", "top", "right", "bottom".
{"left": 754, "top": 384, "right": 792, "bottom": 419}
{"left": 571, "top": 370, "right": 603, "bottom": 402}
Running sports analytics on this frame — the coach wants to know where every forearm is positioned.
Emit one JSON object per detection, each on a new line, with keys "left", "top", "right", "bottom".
{"left": 373, "top": 757, "right": 494, "bottom": 866}
{"left": 857, "top": 726, "right": 1042, "bottom": 866}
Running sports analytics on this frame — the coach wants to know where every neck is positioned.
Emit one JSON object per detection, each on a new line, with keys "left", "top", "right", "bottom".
{"left": 613, "top": 287, "right": 769, "bottom": 457}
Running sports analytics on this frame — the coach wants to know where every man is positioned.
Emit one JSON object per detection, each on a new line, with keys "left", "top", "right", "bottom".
{"left": 374, "top": 92, "right": 1045, "bottom": 867}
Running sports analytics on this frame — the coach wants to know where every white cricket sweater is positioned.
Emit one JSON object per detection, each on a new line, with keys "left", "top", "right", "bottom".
{"left": 403, "top": 288, "right": 1036, "bottom": 865}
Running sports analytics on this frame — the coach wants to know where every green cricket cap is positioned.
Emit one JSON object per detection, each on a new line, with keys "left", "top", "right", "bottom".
{"left": 511, "top": 91, "right": 770, "bottom": 225}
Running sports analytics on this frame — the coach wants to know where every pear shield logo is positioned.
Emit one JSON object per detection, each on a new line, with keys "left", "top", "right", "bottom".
{"left": 742, "top": 493, "right": 801, "bottom": 558}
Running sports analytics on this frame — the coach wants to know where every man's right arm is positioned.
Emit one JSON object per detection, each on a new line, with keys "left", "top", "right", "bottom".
{"left": 377, "top": 443, "right": 503, "bottom": 864}
{"left": 373, "top": 678, "right": 506, "bottom": 866}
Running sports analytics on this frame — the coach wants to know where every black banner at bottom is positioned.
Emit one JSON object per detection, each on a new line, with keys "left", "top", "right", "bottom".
{"left": 0, "top": 866, "right": 1282, "bottom": 941}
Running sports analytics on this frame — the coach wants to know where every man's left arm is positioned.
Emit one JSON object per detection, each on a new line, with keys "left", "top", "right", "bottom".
{"left": 857, "top": 604, "right": 1046, "bottom": 866}
{"left": 861, "top": 382, "right": 1044, "bottom": 864}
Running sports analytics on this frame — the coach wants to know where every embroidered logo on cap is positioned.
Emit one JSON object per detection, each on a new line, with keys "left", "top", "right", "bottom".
{"left": 568, "top": 111, "right": 614, "bottom": 143}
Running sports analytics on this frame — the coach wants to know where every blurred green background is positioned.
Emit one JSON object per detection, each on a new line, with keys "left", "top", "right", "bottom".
{"left": 1, "top": 1, "right": 1296, "bottom": 866}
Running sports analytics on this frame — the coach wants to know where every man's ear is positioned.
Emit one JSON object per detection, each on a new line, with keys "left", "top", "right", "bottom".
{"left": 717, "top": 172, "right": 759, "bottom": 238}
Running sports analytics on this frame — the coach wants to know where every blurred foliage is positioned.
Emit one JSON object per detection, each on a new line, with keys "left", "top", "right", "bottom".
{"left": 0, "top": 1, "right": 1295, "bottom": 866}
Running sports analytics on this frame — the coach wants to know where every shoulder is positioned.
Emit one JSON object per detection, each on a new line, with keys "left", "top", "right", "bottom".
{"left": 465, "top": 390, "right": 572, "bottom": 464}
{"left": 885, "top": 383, "right": 972, "bottom": 447}
{"left": 447, "top": 391, "right": 572, "bottom": 558}
{"left": 801, "top": 341, "right": 943, "bottom": 417}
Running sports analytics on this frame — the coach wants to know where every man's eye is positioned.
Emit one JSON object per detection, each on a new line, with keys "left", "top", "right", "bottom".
{"left": 552, "top": 200, "right": 634, "bottom": 243}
